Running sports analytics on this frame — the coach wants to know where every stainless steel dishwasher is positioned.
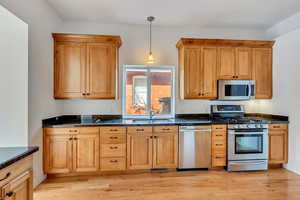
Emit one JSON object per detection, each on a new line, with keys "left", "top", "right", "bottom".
{"left": 178, "top": 126, "right": 212, "bottom": 169}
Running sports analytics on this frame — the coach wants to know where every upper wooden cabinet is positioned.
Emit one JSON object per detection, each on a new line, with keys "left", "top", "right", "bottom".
{"left": 253, "top": 48, "right": 273, "bottom": 99}
{"left": 53, "top": 33, "right": 121, "bottom": 99}
{"left": 177, "top": 38, "right": 275, "bottom": 99}
{"left": 179, "top": 46, "right": 217, "bottom": 99}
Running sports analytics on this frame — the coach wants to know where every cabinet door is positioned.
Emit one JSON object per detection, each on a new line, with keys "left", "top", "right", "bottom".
{"left": 86, "top": 43, "right": 116, "bottom": 99}
{"left": 153, "top": 132, "right": 178, "bottom": 168}
{"left": 201, "top": 47, "right": 217, "bottom": 99}
{"left": 44, "top": 135, "right": 73, "bottom": 174}
{"left": 183, "top": 48, "right": 202, "bottom": 98}
{"left": 73, "top": 132, "right": 100, "bottom": 172}
{"left": 127, "top": 133, "right": 153, "bottom": 170}
{"left": 54, "top": 42, "right": 86, "bottom": 98}
{"left": 253, "top": 48, "right": 273, "bottom": 99}
{"left": 235, "top": 47, "right": 252, "bottom": 79}
{"left": 269, "top": 131, "right": 288, "bottom": 164}
{"left": 2, "top": 171, "right": 32, "bottom": 200}
{"left": 217, "top": 47, "right": 236, "bottom": 79}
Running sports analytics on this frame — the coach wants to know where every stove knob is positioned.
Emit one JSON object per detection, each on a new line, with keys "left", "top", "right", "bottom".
{"left": 255, "top": 124, "right": 260, "bottom": 128}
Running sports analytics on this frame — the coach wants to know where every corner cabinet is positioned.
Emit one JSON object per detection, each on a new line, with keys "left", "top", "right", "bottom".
{"left": 43, "top": 127, "right": 100, "bottom": 174}
{"left": 177, "top": 38, "right": 275, "bottom": 100}
{"left": 53, "top": 33, "right": 121, "bottom": 99}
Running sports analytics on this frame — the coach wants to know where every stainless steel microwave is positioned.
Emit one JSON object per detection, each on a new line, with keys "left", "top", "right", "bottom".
{"left": 218, "top": 80, "right": 255, "bottom": 100}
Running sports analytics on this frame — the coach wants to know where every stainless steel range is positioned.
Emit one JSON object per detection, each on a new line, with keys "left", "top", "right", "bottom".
{"left": 211, "top": 105, "right": 269, "bottom": 172}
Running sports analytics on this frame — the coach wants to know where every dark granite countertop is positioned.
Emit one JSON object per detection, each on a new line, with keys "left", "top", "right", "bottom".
{"left": 42, "top": 114, "right": 289, "bottom": 128}
{"left": 0, "top": 147, "right": 39, "bottom": 170}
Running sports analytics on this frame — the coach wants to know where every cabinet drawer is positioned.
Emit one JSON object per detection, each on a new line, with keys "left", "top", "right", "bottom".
{"left": 212, "top": 125, "right": 227, "bottom": 132}
{"left": 153, "top": 126, "right": 178, "bottom": 133}
{"left": 101, "top": 144, "right": 126, "bottom": 157}
{"left": 44, "top": 128, "right": 79, "bottom": 135}
{"left": 212, "top": 152, "right": 226, "bottom": 167}
{"left": 212, "top": 132, "right": 226, "bottom": 140}
{"left": 127, "top": 126, "right": 152, "bottom": 134}
{"left": 100, "top": 157, "right": 126, "bottom": 171}
{"left": 100, "top": 127, "right": 126, "bottom": 134}
{"left": 100, "top": 134, "right": 126, "bottom": 144}
{"left": 269, "top": 124, "right": 288, "bottom": 131}
{"left": 212, "top": 140, "right": 226, "bottom": 150}
{"left": 0, "top": 157, "right": 32, "bottom": 187}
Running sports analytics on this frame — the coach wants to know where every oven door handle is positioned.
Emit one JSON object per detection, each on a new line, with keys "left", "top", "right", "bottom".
{"left": 248, "top": 83, "right": 252, "bottom": 97}
{"left": 230, "top": 161, "right": 267, "bottom": 165}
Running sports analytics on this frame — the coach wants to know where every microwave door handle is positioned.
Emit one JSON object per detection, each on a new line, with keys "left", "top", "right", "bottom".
{"left": 248, "top": 83, "right": 251, "bottom": 97}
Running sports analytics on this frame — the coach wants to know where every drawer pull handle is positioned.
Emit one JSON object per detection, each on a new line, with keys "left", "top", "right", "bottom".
{"left": 69, "top": 130, "right": 78, "bottom": 132}
{"left": 0, "top": 172, "right": 11, "bottom": 181}
{"left": 110, "top": 146, "right": 118, "bottom": 149}
{"left": 216, "top": 128, "right": 223, "bottom": 130}
{"left": 110, "top": 136, "right": 118, "bottom": 139}
{"left": 273, "top": 126, "right": 281, "bottom": 128}
{"left": 162, "top": 128, "right": 170, "bottom": 131}
{"left": 216, "top": 134, "right": 223, "bottom": 136}
{"left": 110, "top": 160, "right": 118, "bottom": 163}
{"left": 216, "top": 144, "right": 223, "bottom": 146}
{"left": 136, "top": 129, "right": 144, "bottom": 131}
{"left": 6, "top": 191, "right": 14, "bottom": 197}
{"left": 215, "top": 156, "right": 224, "bottom": 159}
{"left": 110, "top": 129, "right": 119, "bottom": 132}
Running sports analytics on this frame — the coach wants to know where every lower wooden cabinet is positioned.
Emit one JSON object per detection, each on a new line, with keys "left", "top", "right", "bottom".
{"left": 0, "top": 157, "right": 33, "bottom": 200}
{"left": 127, "top": 132, "right": 153, "bottom": 170}
{"left": 211, "top": 125, "right": 227, "bottom": 167}
{"left": 269, "top": 124, "right": 288, "bottom": 164}
{"left": 1, "top": 171, "right": 32, "bottom": 200}
{"left": 44, "top": 127, "right": 100, "bottom": 174}
{"left": 153, "top": 132, "right": 178, "bottom": 168}
{"left": 127, "top": 126, "right": 178, "bottom": 170}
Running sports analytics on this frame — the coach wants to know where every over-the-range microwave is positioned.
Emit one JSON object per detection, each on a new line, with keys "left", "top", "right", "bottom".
{"left": 218, "top": 80, "right": 255, "bottom": 100}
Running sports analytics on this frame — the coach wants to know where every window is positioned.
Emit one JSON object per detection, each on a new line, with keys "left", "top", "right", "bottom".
{"left": 122, "top": 65, "right": 175, "bottom": 119}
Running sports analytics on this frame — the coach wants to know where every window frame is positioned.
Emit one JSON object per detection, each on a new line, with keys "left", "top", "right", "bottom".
{"left": 122, "top": 65, "right": 176, "bottom": 119}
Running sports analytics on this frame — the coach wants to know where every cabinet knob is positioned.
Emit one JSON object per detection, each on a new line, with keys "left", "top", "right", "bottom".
{"left": 110, "top": 160, "right": 118, "bottom": 163}
{"left": 82, "top": 93, "right": 86, "bottom": 96}
{"left": 69, "top": 137, "right": 73, "bottom": 140}
{"left": 110, "top": 146, "right": 118, "bottom": 149}
{"left": 74, "top": 137, "right": 78, "bottom": 140}
{"left": 6, "top": 191, "right": 14, "bottom": 197}
{"left": 110, "top": 136, "right": 118, "bottom": 139}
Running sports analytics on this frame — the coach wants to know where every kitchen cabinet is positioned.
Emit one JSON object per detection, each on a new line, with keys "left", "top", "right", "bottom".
{"left": 127, "top": 126, "right": 178, "bottom": 170}
{"left": 179, "top": 46, "right": 217, "bottom": 99}
{"left": 127, "top": 132, "right": 153, "bottom": 170}
{"left": 53, "top": 33, "right": 121, "bottom": 99}
{"left": 211, "top": 125, "right": 227, "bottom": 167}
{"left": 218, "top": 47, "right": 236, "bottom": 80}
{"left": 100, "top": 127, "right": 127, "bottom": 171}
{"left": 1, "top": 171, "right": 32, "bottom": 200}
{"left": 0, "top": 155, "right": 34, "bottom": 200}
{"left": 218, "top": 47, "right": 252, "bottom": 80}
{"left": 253, "top": 48, "right": 273, "bottom": 99}
{"left": 44, "top": 127, "right": 100, "bottom": 174}
{"left": 177, "top": 38, "right": 275, "bottom": 100}
{"left": 153, "top": 130, "right": 178, "bottom": 168}
{"left": 269, "top": 124, "right": 288, "bottom": 164}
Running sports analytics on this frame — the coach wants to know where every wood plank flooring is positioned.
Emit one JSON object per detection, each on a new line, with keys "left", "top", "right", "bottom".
{"left": 34, "top": 169, "right": 300, "bottom": 200}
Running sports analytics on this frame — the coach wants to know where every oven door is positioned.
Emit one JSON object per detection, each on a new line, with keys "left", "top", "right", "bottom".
{"left": 218, "top": 80, "right": 255, "bottom": 100}
{"left": 228, "top": 129, "right": 268, "bottom": 161}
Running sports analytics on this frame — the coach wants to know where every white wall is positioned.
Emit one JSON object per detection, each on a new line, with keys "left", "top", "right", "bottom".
{"left": 0, "top": 5, "right": 28, "bottom": 146}
{"left": 0, "top": 0, "right": 62, "bottom": 186}
{"left": 58, "top": 21, "right": 268, "bottom": 114}
{"left": 252, "top": 28, "right": 300, "bottom": 174}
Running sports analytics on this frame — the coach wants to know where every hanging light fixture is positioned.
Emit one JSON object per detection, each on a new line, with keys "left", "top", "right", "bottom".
{"left": 147, "top": 16, "right": 155, "bottom": 64}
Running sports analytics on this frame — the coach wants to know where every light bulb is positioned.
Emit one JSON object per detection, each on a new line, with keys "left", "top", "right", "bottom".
{"left": 147, "top": 52, "right": 155, "bottom": 64}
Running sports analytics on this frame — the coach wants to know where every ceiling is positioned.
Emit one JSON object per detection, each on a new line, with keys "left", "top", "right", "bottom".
{"left": 47, "top": 0, "right": 300, "bottom": 29}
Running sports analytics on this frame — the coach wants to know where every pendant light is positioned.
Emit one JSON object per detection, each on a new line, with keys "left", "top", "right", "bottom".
{"left": 147, "top": 16, "right": 155, "bottom": 64}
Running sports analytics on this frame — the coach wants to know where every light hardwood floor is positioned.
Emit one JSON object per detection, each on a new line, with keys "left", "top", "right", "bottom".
{"left": 34, "top": 169, "right": 300, "bottom": 200}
